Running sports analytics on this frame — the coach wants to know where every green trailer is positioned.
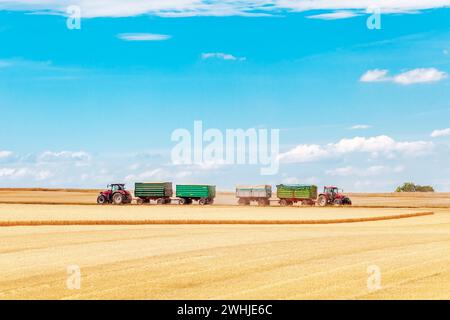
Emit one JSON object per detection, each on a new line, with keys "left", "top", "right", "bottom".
{"left": 276, "top": 184, "right": 318, "bottom": 206}
{"left": 134, "top": 182, "right": 173, "bottom": 205}
{"left": 175, "top": 184, "right": 216, "bottom": 205}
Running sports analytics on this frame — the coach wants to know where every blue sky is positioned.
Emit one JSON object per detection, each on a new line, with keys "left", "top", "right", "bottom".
{"left": 1, "top": 1, "right": 450, "bottom": 191}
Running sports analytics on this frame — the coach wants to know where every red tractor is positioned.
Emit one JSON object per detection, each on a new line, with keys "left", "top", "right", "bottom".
{"left": 317, "top": 186, "right": 352, "bottom": 206}
{"left": 97, "top": 184, "right": 133, "bottom": 205}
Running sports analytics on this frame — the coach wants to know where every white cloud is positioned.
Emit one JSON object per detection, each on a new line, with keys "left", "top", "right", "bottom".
{"left": 326, "top": 165, "right": 404, "bottom": 177}
{"left": 360, "top": 68, "right": 447, "bottom": 85}
{"left": 349, "top": 124, "right": 371, "bottom": 130}
{"left": 38, "top": 151, "right": 91, "bottom": 162}
{"left": 332, "top": 135, "right": 432, "bottom": 155}
{"left": 0, "top": 150, "right": 13, "bottom": 159}
{"left": 1, "top": 0, "right": 450, "bottom": 18}
{"left": 117, "top": 33, "right": 171, "bottom": 41}
{"left": 393, "top": 68, "right": 448, "bottom": 84}
{"left": 276, "top": 0, "right": 450, "bottom": 13}
{"left": 0, "top": 167, "right": 52, "bottom": 180}
{"left": 0, "top": 168, "right": 16, "bottom": 178}
{"left": 278, "top": 144, "right": 329, "bottom": 163}
{"left": 279, "top": 135, "right": 433, "bottom": 163}
{"left": 307, "top": 10, "right": 360, "bottom": 20}
{"left": 431, "top": 128, "right": 450, "bottom": 138}
{"left": 360, "top": 69, "right": 390, "bottom": 82}
{"left": 201, "top": 52, "right": 246, "bottom": 61}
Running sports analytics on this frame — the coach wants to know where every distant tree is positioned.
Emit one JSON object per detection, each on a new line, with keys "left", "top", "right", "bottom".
{"left": 415, "top": 185, "right": 435, "bottom": 192}
{"left": 395, "top": 182, "right": 434, "bottom": 192}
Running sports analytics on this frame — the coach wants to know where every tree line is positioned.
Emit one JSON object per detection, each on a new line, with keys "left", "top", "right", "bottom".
{"left": 395, "top": 182, "right": 435, "bottom": 192}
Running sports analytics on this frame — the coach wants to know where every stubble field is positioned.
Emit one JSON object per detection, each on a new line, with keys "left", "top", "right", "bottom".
{"left": 0, "top": 189, "right": 449, "bottom": 299}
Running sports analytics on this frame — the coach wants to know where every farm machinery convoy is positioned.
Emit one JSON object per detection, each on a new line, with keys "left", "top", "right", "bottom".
{"left": 236, "top": 184, "right": 351, "bottom": 206}
{"left": 97, "top": 182, "right": 351, "bottom": 206}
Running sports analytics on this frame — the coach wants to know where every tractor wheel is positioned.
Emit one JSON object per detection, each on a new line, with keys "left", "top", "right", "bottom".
{"left": 343, "top": 197, "right": 352, "bottom": 206}
{"left": 137, "top": 198, "right": 144, "bottom": 205}
{"left": 279, "top": 199, "right": 289, "bottom": 207}
{"left": 112, "top": 193, "right": 124, "bottom": 205}
{"left": 97, "top": 195, "right": 107, "bottom": 205}
{"left": 199, "top": 198, "right": 207, "bottom": 205}
{"left": 318, "top": 195, "right": 327, "bottom": 207}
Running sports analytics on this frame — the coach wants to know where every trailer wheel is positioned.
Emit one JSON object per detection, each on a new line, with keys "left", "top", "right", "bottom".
{"left": 165, "top": 198, "right": 171, "bottom": 204}
{"left": 318, "top": 195, "right": 327, "bottom": 207}
{"left": 238, "top": 198, "right": 249, "bottom": 206}
{"left": 258, "top": 198, "right": 268, "bottom": 206}
{"left": 301, "top": 200, "right": 314, "bottom": 206}
{"left": 112, "top": 193, "right": 124, "bottom": 205}
{"left": 179, "top": 198, "right": 187, "bottom": 205}
{"left": 97, "top": 195, "right": 107, "bottom": 205}
{"left": 343, "top": 197, "right": 352, "bottom": 206}
{"left": 279, "top": 199, "right": 289, "bottom": 206}
{"left": 137, "top": 198, "right": 144, "bottom": 205}
{"left": 156, "top": 198, "right": 165, "bottom": 205}
{"left": 199, "top": 198, "right": 207, "bottom": 205}
{"left": 207, "top": 199, "right": 214, "bottom": 205}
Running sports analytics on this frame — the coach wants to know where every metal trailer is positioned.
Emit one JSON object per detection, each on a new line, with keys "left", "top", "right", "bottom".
{"left": 236, "top": 185, "right": 271, "bottom": 206}
{"left": 276, "top": 184, "right": 318, "bottom": 206}
{"left": 134, "top": 182, "right": 173, "bottom": 205}
{"left": 175, "top": 184, "right": 216, "bottom": 205}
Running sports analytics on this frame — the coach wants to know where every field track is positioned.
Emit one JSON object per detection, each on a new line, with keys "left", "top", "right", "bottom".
{"left": 0, "top": 211, "right": 434, "bottom": 227}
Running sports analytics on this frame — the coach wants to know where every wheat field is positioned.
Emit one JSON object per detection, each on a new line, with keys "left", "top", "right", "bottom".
{"left": 0, "top": 189, "right": 449, "bottom": 299}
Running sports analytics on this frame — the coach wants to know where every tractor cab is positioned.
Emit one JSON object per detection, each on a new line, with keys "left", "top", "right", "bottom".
{"left": 324, "top": 186, "right": 339, "bottom": 196}
{"left": 323, "top": 186, "right": 345, "bottom": 201}
{"left": 323, "top": 186, "right": 343, "bottom": 199}
{"left": 108, "top": 183, "right": 126, "bottom": 191}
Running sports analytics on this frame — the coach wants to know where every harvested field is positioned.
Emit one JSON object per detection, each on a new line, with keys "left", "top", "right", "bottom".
{"left": 0, "top": 189, "right": 449, "bottom": 299}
